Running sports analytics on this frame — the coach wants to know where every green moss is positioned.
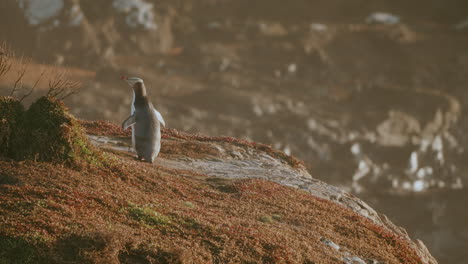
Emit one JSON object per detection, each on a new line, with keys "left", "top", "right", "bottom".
{"left": 0, "top": 97, "right": 24, "bottom": 157}
{"left": 128, "top": 204, "right": 171, "bottom": 227}
{"left": 259, "top": 215, "right": 274, "bottom": 223}
{"left": 178, "top": 216, "right": 201, "bottom": 230}
{"left": 272, "top": 214, "right": 282, "bottom": 221}
{"left": 183, "top": 201, "right": 195, "bottom": 208}
{"left": 259, "top": 215, "right": 281, "bottom": 223}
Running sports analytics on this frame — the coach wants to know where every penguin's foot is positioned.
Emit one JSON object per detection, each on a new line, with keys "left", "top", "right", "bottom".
{"left": 134, "top": 156, "right": 154, "bottom": 164}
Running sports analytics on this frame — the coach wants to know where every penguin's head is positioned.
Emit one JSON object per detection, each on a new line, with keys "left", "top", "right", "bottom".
{"left": 121, "top": 76, "right": 146, "bottom": 97}
{"left": 121, "top": 76, "right": 144, "bottom": 87}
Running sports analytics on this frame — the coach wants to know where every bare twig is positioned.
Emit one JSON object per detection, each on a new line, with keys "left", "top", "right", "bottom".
{"left": 47, "top": 71, "right": 81, "bottom": 100}
{"left": 47, "top": 72, "right": 66, "bottom": 97}
{"left": 0, "top": 42, "right": 13, "bottom": 78}
{"left": 59, "top": 84, "right": 80, "bottom": 100}
{"left": 9, "top": 56, "right": 31, "bottom": 97}
{"left": 19, "top": 66, "right": 46, "bottom": 102}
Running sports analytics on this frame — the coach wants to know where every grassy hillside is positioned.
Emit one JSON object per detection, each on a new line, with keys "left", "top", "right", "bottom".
{"left": 0, "top": 114, "right": 423, "bottom": 263}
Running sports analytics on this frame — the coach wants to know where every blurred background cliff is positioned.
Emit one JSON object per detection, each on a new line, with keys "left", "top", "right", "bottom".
{"left": 1, "top": 0, "right": 467, "bottom": 263}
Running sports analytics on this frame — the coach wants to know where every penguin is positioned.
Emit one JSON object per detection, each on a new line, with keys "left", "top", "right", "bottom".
{"left": 121, "top": 76, "right": 165, "bottom": 151}
{"left": 121, "top": 76, "right": 163, "bottom": 163}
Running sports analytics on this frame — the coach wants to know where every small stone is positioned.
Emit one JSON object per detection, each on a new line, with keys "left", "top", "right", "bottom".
{"left": 350, "top": 143, "right": 361, "bottom": 155}
{"left": 113, "top": 0, "right": 157, "bottom": 30}
{"left": 320, "top": 237, "right": 340, "bottom": 251}
{"left": 310, "top": 23, "right": 327, "bottom": 32}
{"left": 455, "top": 19, "right": 468, "bottom": 30}
{"left": 259, "top": 22, "right": 288, "bottom": 37}
{"left": 350, "top": 256, "right": 366, "bottom": 264}
{"left": 287, "top": 63, "right": 297, "bottom": 73}
{"left": 366, "top": 12, "right": 400, "bottom": 25}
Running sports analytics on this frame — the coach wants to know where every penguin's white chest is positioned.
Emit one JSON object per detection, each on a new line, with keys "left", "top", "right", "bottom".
{"left": 131, "top": 91, "right": 136, "bottom": 149}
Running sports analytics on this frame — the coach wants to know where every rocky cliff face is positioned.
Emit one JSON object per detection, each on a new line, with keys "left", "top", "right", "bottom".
{"left": 0, "top": 0, "right": 170, "bottom": 65}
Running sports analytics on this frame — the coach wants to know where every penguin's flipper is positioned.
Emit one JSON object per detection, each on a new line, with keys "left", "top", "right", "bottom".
{"left": 122, "top": 114, "right": 136, "bottom": 130}
{"left": 154, "top": 109, "right": 166, "bottom": 127}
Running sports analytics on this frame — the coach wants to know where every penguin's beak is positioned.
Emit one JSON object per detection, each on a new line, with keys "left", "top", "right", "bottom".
{"left": 120, "top": 76, "right": 131, "bottom": 87}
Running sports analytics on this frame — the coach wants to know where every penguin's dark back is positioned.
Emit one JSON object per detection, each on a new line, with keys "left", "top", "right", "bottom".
{"left": 134, "top": 95, "right": 150, "bottom": 108}
{"left": 133, "top": 82, "right": 146, "bottom": 97}
{"left": 132, "top": 81, "right": 159, "bottom": 132}
{"left": 133, "top": 82, "right": 150, "bottom": 109}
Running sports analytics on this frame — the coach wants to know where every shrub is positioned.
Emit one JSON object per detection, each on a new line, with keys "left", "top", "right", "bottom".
{"left": 0, "top": 95, "right": 103, "bottom": 168}
{"left": 0, "top": 97, "right": 24, "bottom": 157}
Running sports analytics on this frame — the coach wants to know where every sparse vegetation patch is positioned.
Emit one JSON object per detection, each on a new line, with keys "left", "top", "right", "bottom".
{"left": 127, "top": 204, "right": 171, "bottom": 227}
